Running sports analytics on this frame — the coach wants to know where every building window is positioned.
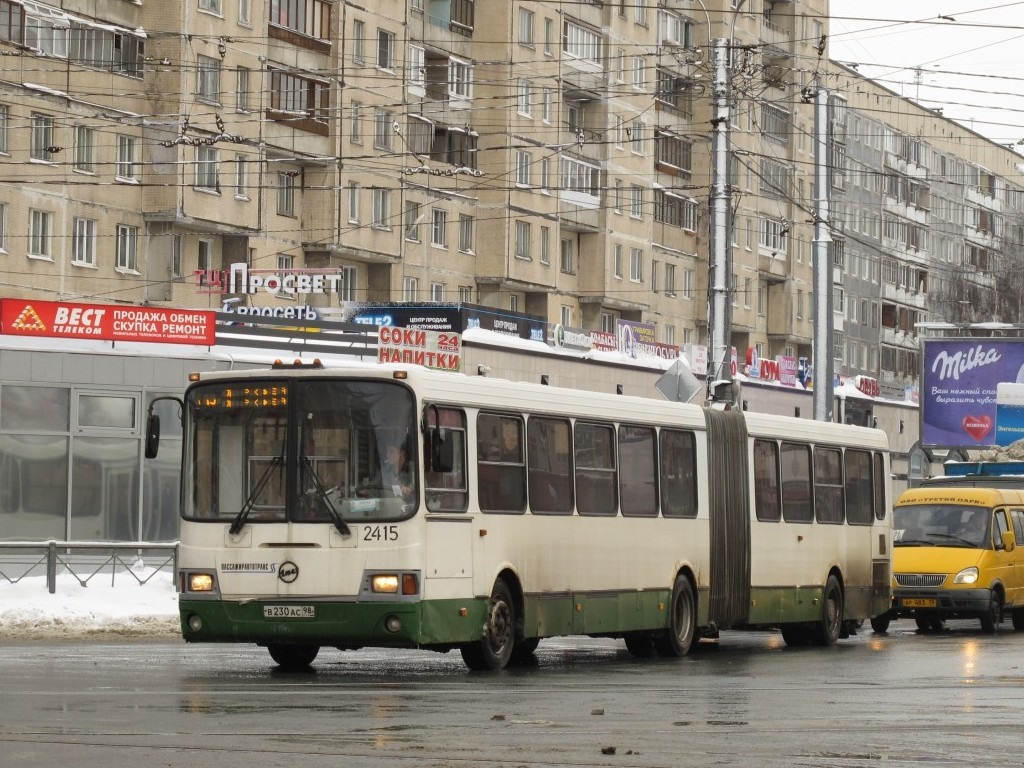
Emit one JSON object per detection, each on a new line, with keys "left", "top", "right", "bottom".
{"left": 404, "top": 201, "right": 420, "bottom": 241}
{"left": 374, "top": 108, "right": 393, "bottom": 150}
{"left": 73, "top": 125, "right": 95, "bottom": 172}
{"left": 564, "top": 21, "right": 601, "bottom": 66}
{"left": 682, "top": 268, "right": 693, "bottom": 299}
{"left": 269, "top": 69, "right": 329, "bottom": 125}
{"left": 516, "top": 150, "right": 531, "bottom": 186}
{"left": 665, "top": 263, "right": 676, "bottom": 296}
{"left": 459, "top": 285, "right": 473, "bottom": 302}
{"left": 430, "top": 282, "right": 444, "bottom": 301}
{"left": 630, "top": 119, "right": 644, "bottom": 153}
{"left": 0, "top": 105, "right": 8, "bottom": 153}
{"left": 28, "top": 209, "right": 50, "bottom": 257}
{"left": 30, "top": 113, "right": 55, "bottom": 162}
{"left": 338, "top": 266, "right": 357, "bottom": 302}
{"left": 196, "top": 55, "right": 221, "bottom": 103}
{"left": 560, "top": 238, "right": 574, "bottom": 274}
{"left": 349, "top": 102, "right": 362, "bottom": 144}
{"left": 630, "top": 185, "right": 643, "bottom": 218}
{"left": 629, "top": 247, "right": 643, "bottom": 282}
{"left": 515, "top": 220, "right": 531, "bottom": 259}
{"left": 352, "top": 19, "right": 365, "bottom": 64}
{"left": 116, "top": 224, "right": 138, "bottom": 271}
{"left": 372, "top": 188, "right": 391, "bottom": 229}
{"left": 655, "top": 131, "right": 692, "bottom": 174}
{"left": 236, "top": 67, "right": 251, "bottom": 111}
{"left": 171, "top": 234, "right": 182, "bottom": 278}
{"left": 614, "top": 244, "right": 622, "bottom": 277}
{"left": 269, "top": 0, "right": 330, "bottom": 38}
{"left": 198, "top": 239, "right": 212, "bottom": 272}
{"left": 377, "top": 29, "right": 395, "bottom": 70}
{"left": 449, "top": 57, "right": 472, "bottom": 99}
{"left": 632, "top": 56, "right": 644, "bottom": 89}
{"left": 116, "top": 135, "right": 137, "bottom": 180}
{"left": 431, "top": 208, "right": 447, "bottom": 246}
{"left": 403, "top": 276, "right": 418, "bottom": 301}
{"left": 199, "top": 0, "right": 222, "bottom": 14}
{"left": 348, "top": 182, "right": 359, "bottom": 223}
{"left": 72, "top": 218, "right": 96, "bottom": 266}
{"left": 459, "top": 214, "right": 474, "bottom": 253}
{"left": 519, "top": 7, "right": 534, "bottom": 46}
{"left": 234, "top": 155, "right": 247, "bottom": 197}
{"left": 277, "top": 172, "right": 296, "bottom": 215}
{"left": 408, "top": 44, "right": 425, "bottom": 87}
{"left": 517, "top": 79, "right": 532, "bottom": 117}
{"left": 195, "top": 145, "right": 219, "bottom": 191}
{"left": 540, "top": 226, "right": 550, "bottom": 264}
{"left": 238, "top": 0, "right": 250, "bottom": 25}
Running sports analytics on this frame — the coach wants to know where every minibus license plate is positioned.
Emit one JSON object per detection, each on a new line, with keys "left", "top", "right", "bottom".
{"left": 902, "top": 598, "right": 936, "bottom": 609}
{"left": 264, "top": 605, "right": 316, "bottom": 619}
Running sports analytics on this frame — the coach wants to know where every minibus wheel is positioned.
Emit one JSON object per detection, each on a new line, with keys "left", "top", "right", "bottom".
{"left": 267, "top": 643, "right": 319, "bottom": 669}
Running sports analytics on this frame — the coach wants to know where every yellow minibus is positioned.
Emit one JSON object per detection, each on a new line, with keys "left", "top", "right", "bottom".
{"left": 872, "top": 487, "right": 1024, "bottom": 633}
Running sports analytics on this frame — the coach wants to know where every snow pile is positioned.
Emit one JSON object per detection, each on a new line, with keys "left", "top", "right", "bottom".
{"left": 0, "top": 569, "right": 180, "bottom": 641}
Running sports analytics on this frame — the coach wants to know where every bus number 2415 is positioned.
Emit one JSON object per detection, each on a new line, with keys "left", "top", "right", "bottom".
{"left": 363, "top": 525, "right": 398, "bottom": 542}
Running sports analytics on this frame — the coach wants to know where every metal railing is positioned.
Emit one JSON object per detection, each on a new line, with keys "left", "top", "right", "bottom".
{"left": 0, "top": 541, "right": 179, "bottom": 594}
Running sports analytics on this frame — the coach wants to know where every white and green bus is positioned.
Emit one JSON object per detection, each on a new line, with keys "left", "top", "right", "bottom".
{"left": 147, "top": 361, "right": 892, "bottom": 670}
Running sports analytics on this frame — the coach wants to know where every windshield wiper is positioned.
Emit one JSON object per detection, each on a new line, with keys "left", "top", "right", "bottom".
{"left": 229, "top": 453, "right": 284, "bottom": 536}
{"left": 301, "top": 456, "right": 351, "bottom": 537}
{"left": 926, "top": 532, "right": 976, "bottom": 547}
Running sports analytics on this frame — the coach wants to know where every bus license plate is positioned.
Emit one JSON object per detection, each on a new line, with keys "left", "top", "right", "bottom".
{"left": 263, "top": 605, "right": 316, "bottom": 619}
{"left": 902, "top": 598, "right": 937, "bottom": 609}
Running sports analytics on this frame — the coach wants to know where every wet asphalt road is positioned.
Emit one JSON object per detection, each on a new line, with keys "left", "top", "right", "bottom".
{"left": 2, "top": 619, "right": 1024, "bottom": 768}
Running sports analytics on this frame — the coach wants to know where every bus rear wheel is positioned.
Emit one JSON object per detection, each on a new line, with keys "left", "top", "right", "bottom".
{"left": 812, "top": 574, "right": 844, "bottom": 646}
{"left": 653, "top": 575, "right": 696, "bottom": 657}
{"left": 267, "top": 643, "right": 319, "bottom": 669}
{"left": 461, "top": 581, "right": 516, "bottom": 671}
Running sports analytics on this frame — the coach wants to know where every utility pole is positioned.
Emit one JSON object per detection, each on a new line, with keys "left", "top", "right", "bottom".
{"left": 811, "top": 82, "right": 834, "bottom": 421}
{"left": 706, "top": 37, "right": 733, "bottom": 406}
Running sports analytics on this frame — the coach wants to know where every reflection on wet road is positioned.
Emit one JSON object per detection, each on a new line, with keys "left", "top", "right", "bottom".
{"left": 3, "top": 619, "right": 1024, "bottom": 768}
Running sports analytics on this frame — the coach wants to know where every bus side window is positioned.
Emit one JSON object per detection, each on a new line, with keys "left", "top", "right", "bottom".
{"left": 424, "top": 406, "right": 468, "bottom": 512}
{"left": 527, "top": 416, "right": 573, "bottom": 514}
{"left": 1011, "top": 509, "right": 1024, "bottom": 546}
{"left": 844, "top": 449, "right": 874, "bottom": 525}
{"left": 477, "top": 413, "right": 526, "bottom": 513}
{"left": 619, "top": 425, "right": 657, "bottom": 517}
{"left": 661, "top": 429, "right": 697, "bottom": 518}
{"left": 753, "top": 438, "right": 780, "bottom": 522}
{"left": 575, "top": 421, "right": 617, "bottom": 516}
{"left": 780, "top": 442, "right": 813, "bottom": 523}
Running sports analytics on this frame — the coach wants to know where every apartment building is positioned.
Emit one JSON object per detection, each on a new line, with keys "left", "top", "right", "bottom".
{"left": 0, "top": 0, "right": 1021, "bottom": 392}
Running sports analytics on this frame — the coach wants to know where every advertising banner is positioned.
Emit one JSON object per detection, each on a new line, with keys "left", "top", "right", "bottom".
{"left": 0, "top": 299, "right": 215, "bottom": 345}
{"left": 922, "top": 338, "right": 1024, "bottom": 447}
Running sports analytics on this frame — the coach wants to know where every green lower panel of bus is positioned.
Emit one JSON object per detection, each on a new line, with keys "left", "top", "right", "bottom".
{"left": 179, "top": 597, "right": 491, "bottom": 648}
{"left": 744, "top": 585, "right": 884, "bottom": 627}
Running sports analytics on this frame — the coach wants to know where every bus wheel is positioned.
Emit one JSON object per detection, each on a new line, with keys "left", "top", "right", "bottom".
{"left": 1012, "top": 608, "right": 1024, "bottom": 631}
{"left": 624, "top": 632, "right": 656, "bottom": 657}
{"left": 870, "top": 614, "right": 891, "bottom": 633}
{"left": 267, "top": 643, "right": 319, "bottom": 669}
{"left": 461, "top": 581, "right": 516, "bottom": 671}
{"left": 980, "top": 592, "right": 1002, "bottom": 634}
{"left": 812, "top": 574, "right": 844, "bottom": 646}
{"left": 653, "top": 575, "right": 696, "bottom": 657}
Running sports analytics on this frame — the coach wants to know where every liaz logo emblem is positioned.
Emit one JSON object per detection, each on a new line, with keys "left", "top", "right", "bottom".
{"left": 278, "top": 561, "right": 299, "bottom": 583}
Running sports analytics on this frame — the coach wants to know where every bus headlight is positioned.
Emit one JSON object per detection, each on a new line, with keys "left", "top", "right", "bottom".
{"left": 188, "top": 572, "right": 216, "bottom": 592}
{"left": 371, "top": 574, "right": 400, "bottom": 593}
{"left": 954, "top": 567, "right": 979, "bottom": 585}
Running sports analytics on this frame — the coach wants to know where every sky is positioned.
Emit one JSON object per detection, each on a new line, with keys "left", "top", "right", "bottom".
{"left": 0, "top": 568, "right": 179, "bottom": 641}
{"left": 829, "top": 1, "right": 1024, "bottom": 149}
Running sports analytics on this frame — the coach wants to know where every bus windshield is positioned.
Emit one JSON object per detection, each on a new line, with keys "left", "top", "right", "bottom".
{"left": 893, "top": 503, "right": 990, "bottom": 548}
{"left": 184, "top": 378, "right": 417, "bottom": 526}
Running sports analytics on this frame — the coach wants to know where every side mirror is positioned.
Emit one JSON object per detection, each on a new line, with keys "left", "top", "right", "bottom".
{"left": 144, "top": 413, "right": 161, "bottom": 459}
{"left": 1002, "top": 530, "right": 1015, "bottom": 553}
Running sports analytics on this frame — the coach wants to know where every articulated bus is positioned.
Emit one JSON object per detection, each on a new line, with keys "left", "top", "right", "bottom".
{"left": 146, "top": 361, "right": 892, "bottom": 670}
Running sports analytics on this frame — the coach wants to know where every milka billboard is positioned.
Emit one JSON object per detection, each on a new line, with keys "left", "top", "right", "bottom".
{"left": 922, "top": 339, "right": 1024, "bottom": 448}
